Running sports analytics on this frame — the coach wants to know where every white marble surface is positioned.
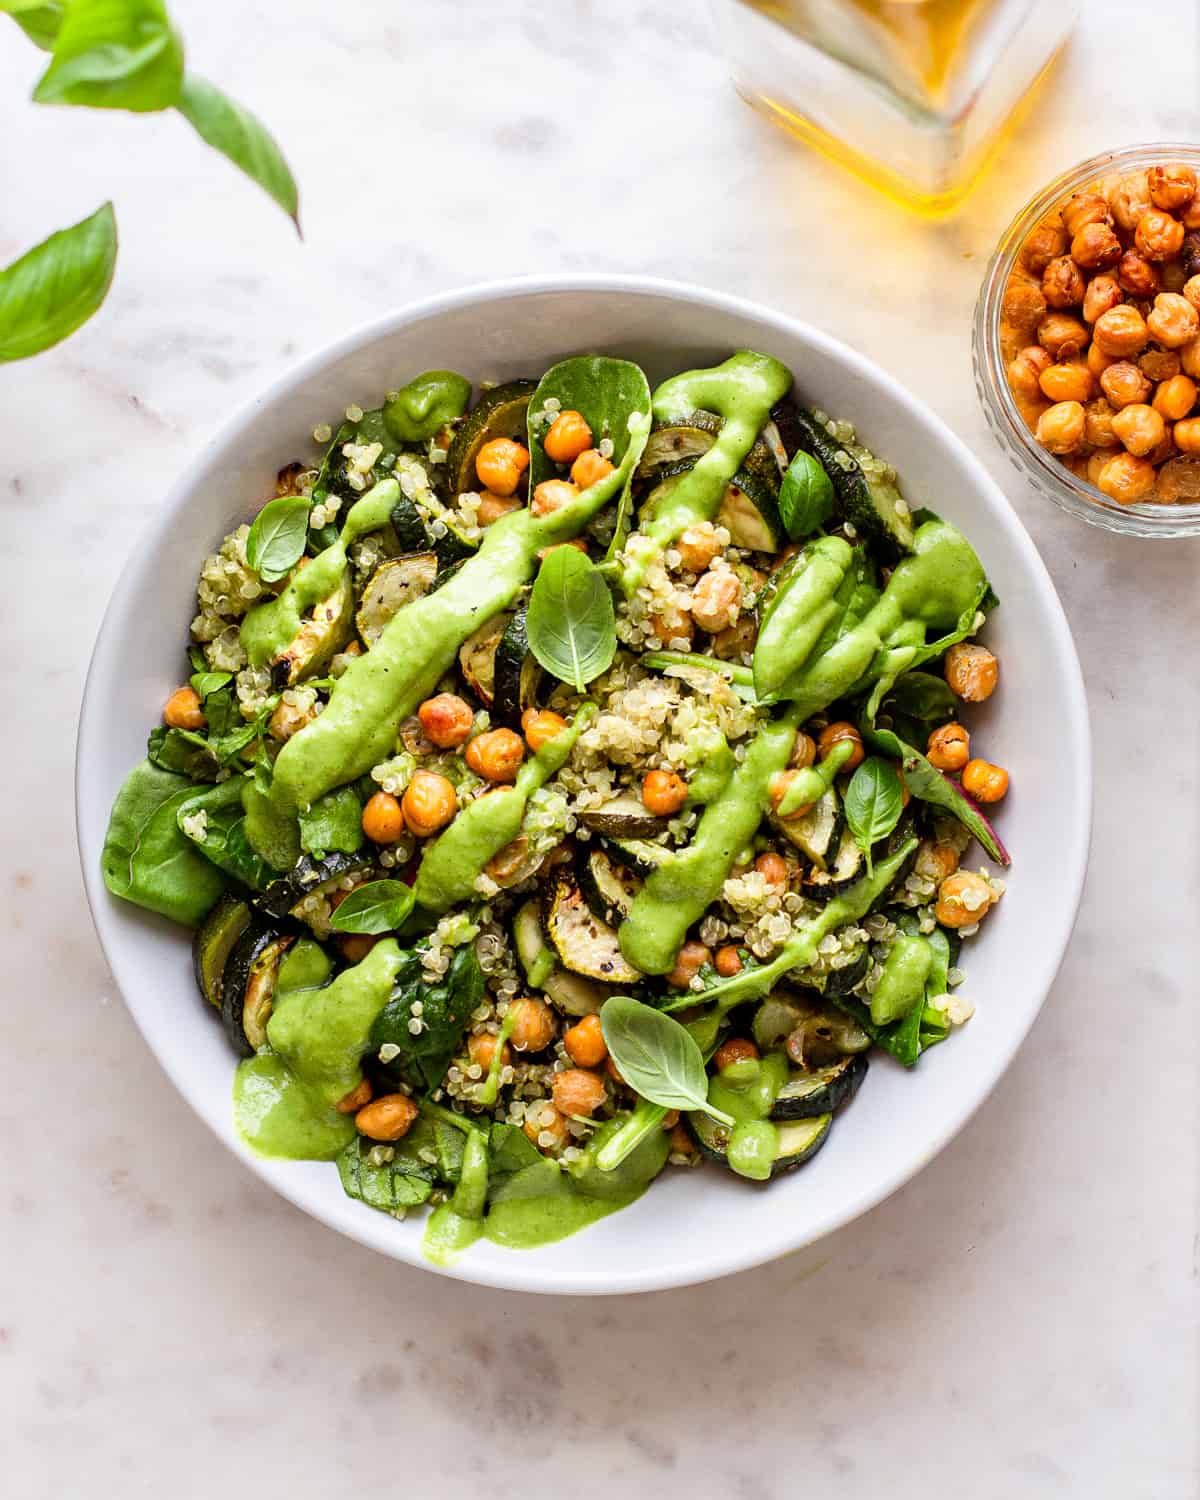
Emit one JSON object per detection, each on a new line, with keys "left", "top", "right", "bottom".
{"left": 2, "top": 1, "right": 1197, "bottom": 1494}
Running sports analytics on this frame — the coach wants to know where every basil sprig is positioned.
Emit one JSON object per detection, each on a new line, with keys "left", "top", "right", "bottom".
{"left": 0, "top": 201, "right": 116, "bottom": 362}
{"left": 329, "top": 880, "right": 417, "bottom": 936}
{"left": 245, "top": 495, "right": 311, "bottom": 581}
{"left": 778, "top": 450, "right": 835, "bottom": 540}
{"left": 526, "top": 545, "right": 616, "bottom": 693}
{"left": 843, "top": 756, "right": 905, "bottom": 872}
{"left": 600, "top": 996, "right": 733, "bottom": 1124}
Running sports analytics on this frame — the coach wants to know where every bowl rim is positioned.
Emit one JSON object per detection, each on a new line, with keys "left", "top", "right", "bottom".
{"left": 973, "top": 141, "right": 1200, "bottom": 539}
{"left": 76, "top": 273, "right": 1093, "bottom": 1294}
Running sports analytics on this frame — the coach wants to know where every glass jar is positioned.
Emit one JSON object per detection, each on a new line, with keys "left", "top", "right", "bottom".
{"left": 712, "top": 0, "right": 1078, "bottom": 215}
{"left": 974, "top": 144, "right": 1200, "bottom": 540}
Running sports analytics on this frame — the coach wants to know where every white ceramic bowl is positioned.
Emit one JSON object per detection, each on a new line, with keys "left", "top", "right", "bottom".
{"left": 76, "top": 276, "right": 1091, "bottom": 1295}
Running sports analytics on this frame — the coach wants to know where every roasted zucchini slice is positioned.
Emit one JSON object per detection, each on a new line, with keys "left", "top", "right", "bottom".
{"left": 771, "top": 1054, "right": 868, "bottom": 1119}
{"left": 221, "top": 922, "right": 294, "bottom": 1057}
{"left": 513, "top": 899, "right": 557, "bottom": 990}
{"left": 803, "top": 825, "right": 865, "bottom": 898}
{"left": 389, "top": 496, "right": 433, "bottom": 552}
{"left": 270, "top": 572, "right": 355, "bottom": 689}
{"left": 637, "top": 412, "right": 782, "bottom": 494}
{"left": 772, "top": 787, "right": 842, "bottom": 868}
{"left": 356, "top": 552, "right": 438, "bottom": 646}
{"left": 492, "top": 607, "right": 544, "bottom": 730}
{"left": 193, "top": 894, "right": 252, "bottom": 1011}
{"left": 484, "top": 834, "right": 545, "bottom": 890}
{"left": 432, "top": 516, "right": 479, "bottom": 569}
{"left": 577, "top": 795, "right": 669, "bottom": 839}
{"left": 773, "top": 401, "right": 914, "bottom": 556}
{"left": 601, "top": 836, "right": 673, "bottom": 876}
{"left": 689, "top": 1110, "right": 833, "bottom": 1177}
{"left": 640, "top": 460, "right": 783, "bottom": 554}
{"left": 544, "top": 876, "right": 641, "bottom": 985}
{"left": 459, "top": 612, "right": 513, "bottom": 706}
{"left": 257, "top": 850, "right": 374, "bottom": 920}
{"left": 579, "top": 846, "right": 642, "bottom": 923}
{"left": 542, "top": 968, "right": 611, "bottom": 1017}
{"left": 445, "top": 379, "right": 535, "bottom": 497}
{"left": 752, "top": 992, "right": 871, "bottom": 1058}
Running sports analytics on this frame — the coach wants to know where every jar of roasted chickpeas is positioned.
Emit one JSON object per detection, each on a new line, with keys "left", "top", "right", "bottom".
{"left": 974, "top": 145, "right": 1200, "bottom": 537}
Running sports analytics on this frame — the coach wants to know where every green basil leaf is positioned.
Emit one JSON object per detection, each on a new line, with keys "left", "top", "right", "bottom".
{"left": 882, "top": 671, "right": 958, "bottom": 726}
{"left": 600, "top": 996, "right": 732, "bottom": 1122}
{"left": 843, "top": 756, "right": 904, "bottom": 872}
{"left": 329, "top": 879, "right": 416, "bottom": 935}
{"left": 526, "top": 546, "right": 616, "bottom": 692}
{"left": 1, "top": 0, "right": 65, "bottom": 49}
{"left": 188, "top": 669, "right": 232, "bottom": 701}
{"left": 176, "top": 75, "right": 300, "bottom": 232}
{"left": 245, "top": 494, "right": 310, "bottom": 581}
{"left": 0, "top": 202, "right": 116, "bottom": 362}
{"left": 778, "top": 450, "right": 835, "bottom": 540}
{"left": 33, "top": 0, "right": 183, "bottom": 111}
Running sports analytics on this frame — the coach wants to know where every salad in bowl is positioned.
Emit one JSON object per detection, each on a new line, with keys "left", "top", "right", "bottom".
{"left": 99, "top": 347, "right": 1011, "bottom": 1263}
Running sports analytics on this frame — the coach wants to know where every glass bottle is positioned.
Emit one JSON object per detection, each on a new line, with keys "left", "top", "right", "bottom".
{"left": 712, "top": 0, "right": 1080, "bottom": 215}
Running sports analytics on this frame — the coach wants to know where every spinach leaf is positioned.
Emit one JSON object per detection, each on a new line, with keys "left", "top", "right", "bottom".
{"left": 0, "top": 202, "right": 116, "bottom": 362}
{"left": 147, "top": 725, "right": 218, "bottom": 781}
{"left": 828, "top": 992, "right": 948, "bottom": 1068}
{"left": 843, "top": 756, "right": 904, "bottom": 873}
{"left": 299, "top": 785, "right": 364, "bottom": 858}
{"left": 778, "top": 450, "right": 835, "bottom": 540}
{"left": 176, "top": 75, "right": 299, "bottom": 231}
{"left": 883, "top": 671, "right": 957, "bottom": 725}
{"left": 600, "top": 996, "right": 733, "bottom": 1123}
{"left": 862, "top": 721, "right": 1010, "bottom": 866}
{"left": 33, "top": 0, "right": 183, "bottom": 112}
{"left": 336, "top": 1136, "right": 433, "bottom": 1214}
{"left": 329, "top": 879, "right": 416, "bottom": 936}
{"left": 245, "top": 494, "right": 310, "bottom": 581}
{"left": 368, "top": 944, "right": 484, "bottom": 1093}
{"left": 526, "top": 546, "right": 616, "bottom": 692}
{"left": 488, "top": 1121, "right": 541, "bottom": 1178}
{"left": 101, "top": 760, "right": 226, "bottom": 926}
{"left": 1, "top": 0, "right": 64, "bottom": 49}
{"left": 175, "top": 778, "right": 274, "bottom": 890}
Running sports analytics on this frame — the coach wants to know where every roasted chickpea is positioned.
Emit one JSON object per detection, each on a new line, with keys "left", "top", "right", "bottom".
{"left": 1136, "top": 208, "right": 1185, "bottom": 262}
{"left": 1147, "top": 291, "right": 1200, "bottom": 348}
{"left": 336, "top": 1078, "right": 373, "bottom": 1115}
{"left": 666, "top": 939, "right": 712, "bottom": 989}
{"left": 1149, "top": 162, "right": 1197, "bottom": 212}
{"left": 268, "top": 693, "right": 316, "bottom": 742}
{"left": 789, "top": 730, "right": 817, "bottom": 769}
{"left": 530, "top": 478, "right": 579, "bottom": 517}
{"left": 961, "top": 759, "right": 1009, "bottom": 803}
{"left": 642, "top": 768, "right": 688, "bottom": 817}
{"left": 754, "top": 851, "right": 789, "bottom": 887}
{"left": 417, "top": 692, "right": 474, "bottom": 749}
{"left": 1173, "top": 417, "right": 1200, "bottom": 454}
{"left": 769, "top": 768, "right": 811, "bottom": 819}
{"left": 465, "top": 728, "right": 525, "bottom": 783}
{"left": 1111, "top": 403, "right": 1165, "bottom": 457}
{"left": 712, "top": 616, "right": 757, "bottom": 660}
{"left": 1181, "top": 337, "right": 1200, "bottom": 380}
{"left": 1183, "top": 275, "right": 1200, "bottom": 312}
{"left": 914, "top": 840, "right": 960, "bottom": 883}
{"left": 1096, "top": 451, "right": 1157, "bottom": 502}
{"left": 1038, "top": 361, "right": 1094, "bottom": 403}
{"left": 1084, "top": 397, "right": 1120, "bottom": 449}
{"left": 1035, "top": 400, "right": 1085, "bottom": 454}
{"left": 1183, "top": 201, "right": 1200, "bottom": 234}
{"left": 508, "top": 998, "right": 556, "bottom": 1053}
{"left": 1146, "top": 426, "right": 1178, "bottom": 468}
{"left": 570, "top": 448, "right": 615, "bottom": 489}
{"left": 713, "top": 1038, "right": 759, "bottom": 1072}
{"left": 1037, "top": 312, "right": 1089, "bottom": 359}
{"left": 714, "top": 945, "right": 743, "bottom": 978}
{"left": 1108, "top": 170, "right": 1152, "bottom": 231}
{"left": 1082, "top": 275, "right": 1123, "bottom": 324}
{"left": 1093, "top": 304, "right": 1150, "bottom": 358}
{"left": 1042, "top": 256, "right": 1086, "bottom": 308}
{"left": 362, "top": 790, "right": 406, "bottom": 844}
{"left": 542, "top": 409, "right": 593, "bottom": 465}
{"left": 1087, "top": 342, "right": 1116, "bottom": 379}
{"left": 935, "top": 871, "right": 995, "bottom": 930}
{"left": 163, "top": 685, "right": 204, "bottom": 731}
{"left": 1086, "top": 450, "right": 1109, "bottom": 487}
{"left": 926, "top": 722, "right": 970, "bottom": 771}
{"left": 1062, "top": 191, "right": 1111, "bottom": 239}
{"left": 1153, "top": 374, "right": 1198, "bottom": 421}
{"left": 676, "top": 520, "right": 720, "bottom": 573}
{"left": 1100, "top": 360, "right": 1153, "bottom": 408}
{"left": 338, "top": 933, "right": 381, "bottom": 965}
{"left": 944, "top": 643, "right": 998, "bottom": 702}
{"left": 817, "top": 720, "right": 865, "bottom": 771}
{"left": 355, "top": 1093, "right": 419, "bottom": 1142}
{"left": 563, "top": 1014, "right": 607, "bottom": 1068}
{"left": 552, "top": 1068, "right": 607, "bottom": 1118}
{"left": 1020, "top": 220, "right": 1069, "bottom": 274}
{"left": 523, "top": 1101, "right": 570, "bottom": 1153}
{"left": 1007, "top": 345, "right": 1052, "bottom": 399}
{"left": 475, "top": 437, "right": 530, "bottom": 497}
{"left": 517, "top": 710, "right": 565, "bottom": 756}
{"left": 1002, "top": 279, "right": 1048, "bottom": 337}
{"left": 1071, "top": 222, "right": 1122, "bottom": 271}
{"left": 1139, "top": 347, "right": 1181, "bottom": 382}
{"left": 476, "top": 490, "right": 523, "bottom": 527}
{"left": 468, "top": 1031, "right": 512, "bottom": 1072}
{"left": 1117, "top": 250, "right": 1160, "bottom": 297}
{"left": 401, "top": 769, "right": 457, "bottom": 837}
{"left": 689, "top": 568, "right": 742, "bottom": 633}
{"left": 648, "top": 607, "right": 694, "bottom": 648}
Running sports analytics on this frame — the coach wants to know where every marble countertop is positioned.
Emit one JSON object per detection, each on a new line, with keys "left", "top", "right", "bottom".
{"left": 2, "top": 1, "right": 1196, "bottom": 1494}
